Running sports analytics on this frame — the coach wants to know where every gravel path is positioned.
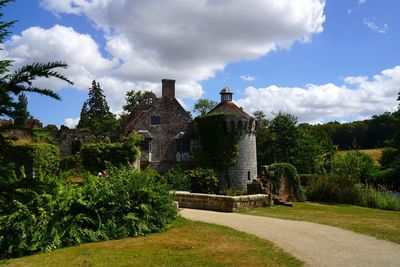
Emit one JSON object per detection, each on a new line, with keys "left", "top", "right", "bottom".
{"left": 180, "top": 208, "right": 400, "bottom": 267}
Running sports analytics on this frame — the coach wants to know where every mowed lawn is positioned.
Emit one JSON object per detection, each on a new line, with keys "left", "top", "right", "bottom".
{"left": 240, "top": 202, "right": 400, "bottom": 244}
{"left": 2, "top": 218, "right": 302, "bottom": 267}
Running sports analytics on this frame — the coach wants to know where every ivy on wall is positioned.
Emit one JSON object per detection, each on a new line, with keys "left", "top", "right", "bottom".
{"left": 194, "top": 113, "right": 241, "bottom": 173}
{"left": 266, "top": 162, "right": 306, "bottom": 201}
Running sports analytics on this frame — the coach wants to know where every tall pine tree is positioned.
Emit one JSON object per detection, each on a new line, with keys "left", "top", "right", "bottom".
{"left": 77, "top": 80, "right": 118, "bottom": 135}
{"left": 12, "top": 93, "right": 31, "bottom": 126}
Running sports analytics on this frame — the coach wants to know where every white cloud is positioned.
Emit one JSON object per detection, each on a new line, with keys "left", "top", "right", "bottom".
{"left": 5, "top": 1, "right": 326, "bottom": 113}
{"left": 364, "top": 18, "right": 388, "bottom": 34}
{"left": 236, "top": 66, "right": 400, "bottom": 123}
{"left": 359, "top": 0, "right": 367, "bottom": 4}
{"left": 64, "top": 117, "right": 79, "bottom": 128}
{"left": 240, "top": 75, "right": 256, "bottom": 82}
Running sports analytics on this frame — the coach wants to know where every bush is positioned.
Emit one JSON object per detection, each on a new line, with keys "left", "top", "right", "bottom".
{"left": 306, "top": 174, "right": 338, "bottom": 202}
{"left": 2, "top": 143, "right": 59, "bottom": 178}
{"left": 184, "top": 167, "right": 219, "bottom": 194}
{"left": 60, "top": 155, "right": 83, "bottom": 172}
{"left": 0, "top": 166, "right": 177, "bottom": 259}
{"left": 330, "top": 150, "right": 376, "bottom": 202}
{"left": 81, "top": 142, "right": 138, "bottom": 173}
{"left": 164, "top": 165, "right": 190, "bottom": 191}
{"left": 371, "top": 168, "right": 400, "bottom": 191}
{"left": 355, "top": 184, "right": 400, "bottom": 211}
{"left": 380, "top": 147, "right": 399, "bottom": 168}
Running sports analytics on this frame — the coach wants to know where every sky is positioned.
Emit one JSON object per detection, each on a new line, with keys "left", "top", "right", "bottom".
{"left": 2, "top": 0, "right": 400, "bottom": 127}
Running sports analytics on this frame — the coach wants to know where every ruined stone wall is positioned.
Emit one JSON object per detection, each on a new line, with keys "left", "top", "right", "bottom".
{"left": 174, "top": 191, "right": 269, "bottom": 212}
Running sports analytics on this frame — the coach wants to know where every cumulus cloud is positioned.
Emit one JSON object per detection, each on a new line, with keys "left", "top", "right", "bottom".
{"left": 64, "top": 117, "right": 79, "bottom": 128}
{"left": 5, "top": 0, "right": 326, "bottom": 113}
{"left": 364, "top": 18, "right": 388, "bottom": 34}
{"left": 240, "top": 75, "right": 256, "bottom": 82}
{"left": 236, "top": 66, "right": 400, "bottom": 123}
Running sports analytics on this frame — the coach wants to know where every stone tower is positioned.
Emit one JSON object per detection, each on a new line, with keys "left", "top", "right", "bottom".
{"left": 208, "top": 88, "right": 258, "bottom": 190}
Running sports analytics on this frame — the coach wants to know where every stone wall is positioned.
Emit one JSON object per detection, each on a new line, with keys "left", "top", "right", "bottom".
{"left": 174, "top": 191, "right": 269, "bottom": 212}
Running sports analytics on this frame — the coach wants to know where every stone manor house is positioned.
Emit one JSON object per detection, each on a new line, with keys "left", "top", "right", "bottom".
{"left": 122, "top": 79, "right": 258, "bottom": 190}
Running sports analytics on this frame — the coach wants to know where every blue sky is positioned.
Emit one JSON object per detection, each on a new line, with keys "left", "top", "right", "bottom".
{"left": 3, "top": 0, "right": 400, "bottom": 127}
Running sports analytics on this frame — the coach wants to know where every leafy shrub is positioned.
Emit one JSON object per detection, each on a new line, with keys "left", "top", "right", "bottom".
{"left": 31, "top": 128, "right": 53, "bottom": 143}
{"left": 355, "top": 184, "right": 400, "bottom": 211}
{"left": 0, "top": 166, "right": 177, "bottom": 259}
{"left": 184, "top": 167, "right": 219, "bottom": 194}
{"left": 380, "top": 147, "right": 399, "bottom": 168}
{"left": 60, "top": 155, "right": 83, "bottom": 172}
{"left": 330, "top": 150, "right": 376, "bottom": 202}
{"left": 371, "top": 168, "right": 400, "bottom": 191}
{"left": 164, "top": 165, "right": 190, "bottom": 191}
{"left": 81, "top": 133, "right": 140, "bottom": 173}
{"left": 306, "top": 174, "right": 338, "bottom": 202}
{"left": 2, "top": 142, "right": 59, "bottom": 178}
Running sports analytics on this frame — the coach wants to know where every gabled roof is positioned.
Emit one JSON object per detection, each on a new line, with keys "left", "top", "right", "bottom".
{"left": 208, "top": 101, "right": 251, "bottom": 119}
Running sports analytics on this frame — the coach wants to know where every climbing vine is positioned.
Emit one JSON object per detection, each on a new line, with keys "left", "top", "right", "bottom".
{"left": 266, "top": 163, "right": 306, "bottom": 201}
{"left": 194, "top": 113, "right": 241, "bottom": 173}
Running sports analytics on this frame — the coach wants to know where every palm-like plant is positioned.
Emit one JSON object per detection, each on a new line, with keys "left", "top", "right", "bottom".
{"left": 0, "top": 0, "right": 73, "bottom": 118}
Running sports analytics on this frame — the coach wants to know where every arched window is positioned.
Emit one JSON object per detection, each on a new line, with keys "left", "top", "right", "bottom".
{"left": 247, "top": 171, "right": 251, "bottom": 181}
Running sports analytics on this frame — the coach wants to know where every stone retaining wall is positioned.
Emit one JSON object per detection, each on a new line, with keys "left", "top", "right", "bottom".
{"left": 174, "top": 191, "right": 270, "bottom": 212}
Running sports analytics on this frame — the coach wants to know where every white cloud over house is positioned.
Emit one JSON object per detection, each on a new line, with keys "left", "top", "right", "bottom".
{"left": 4, "top": 0, "right": 326, "bottom": 113}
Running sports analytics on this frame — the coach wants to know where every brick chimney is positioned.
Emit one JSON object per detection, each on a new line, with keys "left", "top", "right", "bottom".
{"left": 162, "top": 79, "right": 175, "bottom": 98}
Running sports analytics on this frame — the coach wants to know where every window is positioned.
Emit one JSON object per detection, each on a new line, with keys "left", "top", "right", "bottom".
{"left": 150, "top": 116, "right": 160, "bottom": 125}
{"left": 139, "top": 140, "right": 151, "bottom": 152}
{"left": 176, "top": 139, "right": 190, "bottom": 153}
{"left": 247, "top": 171, "right": 251, "bottom": 181}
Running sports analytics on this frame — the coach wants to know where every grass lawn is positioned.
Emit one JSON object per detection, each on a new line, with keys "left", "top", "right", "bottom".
{"left": 2, "top": 218, "right": 302, "bottom": 267}
{"left": 240, "top": 202, "right": 400, "bottom": 244}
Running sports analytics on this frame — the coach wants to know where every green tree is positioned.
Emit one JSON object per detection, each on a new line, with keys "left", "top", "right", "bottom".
{"left": 123, "top": 90, "right": 144, "bottom": 113}
{"left": 193, "top": 99, "right": 217, "bottom": 116}
{"left": 77, "top": 80, "right": 118, "bottom": 135}
{"left": 270, "top": 112, "right": 299, "bottom": 162}
{"left": 11, "top": 93, "right": 31, "bottom": 126}
{"left": 0, "top": 0, "right": 72, "bottom": 123}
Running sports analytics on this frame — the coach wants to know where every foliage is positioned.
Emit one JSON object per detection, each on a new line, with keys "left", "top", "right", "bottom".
{"left": 0, "top": 166, "right": 177, "bottom": 259}
{"left": 269, "top": 112, "right": 299, "bottom": 163}
{"left": 163, "top": 165, "right": 190, "bottom": 191}
{"left": 266, "top": 163, "right": 306, "bottom": 201}
{"left": 81, "top": 133, "right": 141, "bottom": 173}
{"left": 380, "top": 147, "right": 399, "bottom": 168}
{"left": 59, "top": 155, "right": 83, "bottom": 172}
{"left": 2, "top": 142, "right": 60, "bottom": 178}
{"left": 193, "top": 98, "right": 217, "bottom": 116}
{"left": 11, "top": 93, "right": 31, "bottom": 126}
{"left": 355, "top": 184, "right": 400, "bottom": 211}
{"left": 194, "top": 113, "right": 240, "bottom": 173}
{"left": 31, "top": 128, "right": 52, "bottom": 143}
{"left": 77, "top": 80, "right": 118, "bottom": 135}
{"left": 293, "top": 125, "right": 336, "bottom": 174}
{"left": 329, "top": 150, "right": 377, "bottom": 202}
{"left": 184, "top": 167, "right": 219, "bottom": 194}
{"left": 123, "top": 90, "right": 145, "bottom": 113}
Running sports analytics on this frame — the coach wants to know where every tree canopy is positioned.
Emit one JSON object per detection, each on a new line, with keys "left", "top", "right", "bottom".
{"left": 193, "top": 99, "right": 217, "bottom": 116}
{"left": 77, "top": 80, "right": 118, "bottom": 135}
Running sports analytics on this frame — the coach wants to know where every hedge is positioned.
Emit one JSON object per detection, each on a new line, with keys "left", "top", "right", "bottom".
{"left": 2, "top": 143, "right": 60, "bottom": 178}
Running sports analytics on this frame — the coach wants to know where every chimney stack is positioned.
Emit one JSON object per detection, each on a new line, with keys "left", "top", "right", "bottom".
{"left": 162, "top": 79, "right": 175, "bottom": 98}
